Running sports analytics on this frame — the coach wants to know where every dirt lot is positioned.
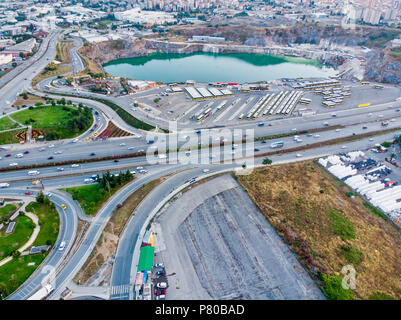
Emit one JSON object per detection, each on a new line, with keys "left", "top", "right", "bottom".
{"left": 237, "top": 161, "right": 401, "bottom": 300}
{"left": 155, "top": 174, "right": 324, "bottom": 300}
{"left": 13, "top": 93, "right": 45, "bottom": 108}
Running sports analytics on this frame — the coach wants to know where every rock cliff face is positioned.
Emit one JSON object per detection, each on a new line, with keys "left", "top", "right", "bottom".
{"left": 78, "top": 23, "right": 401, "bottom": 84}
{"left": 365, "top": 49, "right": 401, "bottom": 84}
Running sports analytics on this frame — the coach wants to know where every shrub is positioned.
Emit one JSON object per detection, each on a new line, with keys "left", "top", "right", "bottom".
{"left": 320, "top": 273, "right": 355, "bottom": 300}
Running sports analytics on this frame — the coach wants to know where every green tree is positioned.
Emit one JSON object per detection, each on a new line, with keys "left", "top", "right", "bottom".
{"left": 36, "top": 191, "right": 45, "bottom": 203}
{"left": 263, "top": 158, "right": 272, "bottom": 165}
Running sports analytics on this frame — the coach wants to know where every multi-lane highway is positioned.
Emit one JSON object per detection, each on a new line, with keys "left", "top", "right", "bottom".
{"left": 1, "top": 26, "right": 401, "bottom": 301}
{"left": 0, "top": 30, "right": 61, "bottom": 114}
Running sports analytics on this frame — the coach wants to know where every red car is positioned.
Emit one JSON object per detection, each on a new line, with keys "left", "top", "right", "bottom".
{"left": 156, "top": 289, "right": 166, "bottom": 296}
{"left": 25, "top": 191, "right": 32, "bottom": 195}
{"left": 5, "top": 154, "right": 11, "bottom": 157}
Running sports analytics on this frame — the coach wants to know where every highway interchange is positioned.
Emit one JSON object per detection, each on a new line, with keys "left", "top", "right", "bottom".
{"left": 0, "top": 27, "right": 400, "bottom": 300}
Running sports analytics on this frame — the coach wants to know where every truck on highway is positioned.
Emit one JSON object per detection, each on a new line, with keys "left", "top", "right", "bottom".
{"left": 0, "top": 183, "right": 10, "bottom": 188}
{"left": 270, "top": 141, "right": 284, "bottom": 149}
{"left": 27, "top": 284, "right": 54, "bottom": 300}
{"left": 381, "top": 121, "right": 389, "bottom": 126}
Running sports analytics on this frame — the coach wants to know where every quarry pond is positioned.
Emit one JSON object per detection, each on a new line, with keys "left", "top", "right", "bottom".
{"left": 103, "top": 52, "right": 337, "bottom": 83}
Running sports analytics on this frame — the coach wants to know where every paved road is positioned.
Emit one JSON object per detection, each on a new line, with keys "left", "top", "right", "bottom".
{"left": 0, "top": 30, "right": 61, "bottom": 114}
{"left": 108, "top": 127, "right": 400, "bottom": 300}
{"left": 2, "top": 189, "right": 78, "bottom": 300}
{"left": 0, "top": 116, "right": 400, "bottom": 175}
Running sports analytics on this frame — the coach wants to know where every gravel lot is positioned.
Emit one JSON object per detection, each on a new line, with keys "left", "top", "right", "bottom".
{"left": 154, "top": 174, "right": 324, "bottom": 300}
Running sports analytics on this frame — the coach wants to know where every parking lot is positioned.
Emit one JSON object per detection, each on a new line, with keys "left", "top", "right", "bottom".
{"left": 153, "top": 174, "right": 324, "bottom": 300}
{"left": 319, "top": 142, "right": 401, "bottom": 226}
{"left": 130, "top": 78, "right": 401, "bottom": 128}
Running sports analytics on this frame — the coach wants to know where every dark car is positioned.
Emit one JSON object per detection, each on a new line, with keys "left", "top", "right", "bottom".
{"left": 155, "top": 289, "right": 166, "bottom": 296}
{"left": 90, "top": 152, "right": 96, "bottom": 156}
{"left": 261, "top": 140, "right": 267, "bottom": 144}
{"left": 254, "top": 148, "right": 260, "bottom": 152}
{"left": 48, "top": 156, "right": 54, "bottom": 160}
{"left": 21, "top": 104, "right": 28, "bottom": 108}
{"left": 23, "top": 151, "right": 29, "bottom": 154}
{"left": 113, "top": 159, "right": 119, "bottom": 163}
{"left": 156, "top": 270, "right": 165, "bottom": 276}
{"left": 5, "top": 154, "right": 11, "bottom": 157}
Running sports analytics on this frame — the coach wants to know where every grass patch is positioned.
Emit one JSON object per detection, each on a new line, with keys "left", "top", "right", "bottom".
{"left": 320, "top": 273, "right": 355, "bottom": 300}
{"left": 363, "top": 202, "right": 387, "bottom": 220}
{"left": 10, "top": 104, "right": 93, "bottom": 141}
{"left": 339, "top": 245, "right": 362, "bottom": 265}
{"left": 0, "top": 117, "right": 20, "bottom": 131}
{"left": 64, "top": 171, "right": 134, "bottom": 216}
{"left": 26, "top": 201, "right": 60, "bottom": 247}
{"left": 0, "top": 128, "right": 26, "bottom": 145}
{"left": 237, "top": 161, "right": 401, "bottom": 299}
{"left": 0, "top": 253, "right": 47, "bottom": 299}
{"left": 327, "top": 209, "right": 355, "bottom": 241}
{"left": 0, "top": 204, "right": 18, "bottom": 220}
{"left": 64, "top": 184, "right": 109, "bottom": 216}
{"left": 0, "top": 216, "right": 34, "bottom": 258}
{"left": 93, "top": 98, "right": 155, "bottom": 131}
{"left": 74, "top": 176, "right": 167, "bottom": 284}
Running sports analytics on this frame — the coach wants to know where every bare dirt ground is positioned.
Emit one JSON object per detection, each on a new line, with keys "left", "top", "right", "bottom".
{"left": 237, "top": 161, "right": 401, "bottom": 300}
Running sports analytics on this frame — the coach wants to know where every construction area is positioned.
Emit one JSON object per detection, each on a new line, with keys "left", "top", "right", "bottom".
{"left": 152, "top": 174, "right": 324, "bottom": 300}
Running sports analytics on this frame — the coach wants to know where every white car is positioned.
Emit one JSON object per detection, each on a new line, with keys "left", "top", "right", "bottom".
{"left": 335, "top": 129, "right": 341, "bottom": 132}
{"left": 39, "top": 147, "right": 45, "bottom": 152}
{"left": 296, "top": 153, "right": 302, "bottom": 158}
{"left": 136, "top": 166, "right": 143, "bottom": 170}
{"left": 54, "top": 151, "right": 63, "bottom": 154}
{"left": 120, "top": 143, "right": 126, "bottom": 146}
{"left": 156, "top": 282, "right": 167, "bottom": 289}
{"left": 57, "top": 167, "right": 64, "bottom": 171}
{"left": 314, "top": 134, "right": 320, "bottom": 138}
{"left": 368, "top": 113, "right": 373, "bottom": 117}
{"left": 72, "top": 138, "right": 79, "bottom": 143}
{"left": 291, "top": 128, "right": 297, "bottom": 131}
{"left": 9, "top": 162, "right": 18, "bottom": 166}
{"left": 369, "top": 138, "right": 374, "bottom": 142}
{"left": 158, "top": 154, "right": 167, "bottom": 159}
{"left": 127, "top": 147, "right": 135, "bottom": 150}
{"left": 139, "top": 169, "right": 148, "bottom": 174}
{"left": 71, "top": 164, "right": 79, "bottom": 168}
{"left": 15, "top": 153, "right": 23, "bottom": 158}
{"left": 58, "top": 241, "right": 66, "bottom": 251}
{"left": 202, "top": 169, "right": 210, "bottom": 173}
{"left": 48, "top": 144, "right": 55, "bottom": 148}
{"left": 341, "top": 145, "right": 347, "bottom": 149}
